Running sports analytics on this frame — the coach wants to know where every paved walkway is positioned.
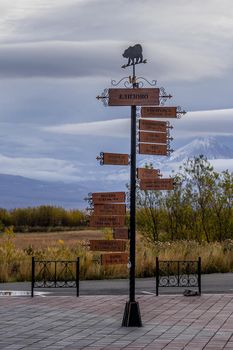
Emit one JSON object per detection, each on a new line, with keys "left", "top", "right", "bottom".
{"left": 0, "top": 294, "right": 233, "bottom": 349}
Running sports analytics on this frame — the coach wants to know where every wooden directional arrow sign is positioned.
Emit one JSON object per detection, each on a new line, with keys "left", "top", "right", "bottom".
{"left": 139, "top": 131, "right": 167, "bottom": 144}
{"left": 101, "top": 252, "right": 128, "bottom": 265}
{"left": 113, "top": 227, "right": 129, "bottom": 240}
{"left": 139, "top": 143, "right": 168, "bottom": 156}
{"left": 140, "top": 178, "right": 174, "bottom": 191}
{"left": 103, "top": 152, "right": 129, "bottom": 165}
{"left": 93, "top": 203, "right": 126, "bottom": 216}
{"left": 92, "top": 192, "right": 125, "bottom": 204}
{"left": 141, "top": 107, "right": 177, "bottom": 118}
{"left": 108, "top": 88, "right": 160, "bottom": 106}
{"left": 139, "top": 119, "right": 168, "bottom": 133}
{"left": 89, "top": 215, "right": 125, "bottom": 227}
{"left": 137, "top": 168, "right": 160, "bottom": 180}
{"left": 90, "top": 239, "right": 127, "bottom": 252}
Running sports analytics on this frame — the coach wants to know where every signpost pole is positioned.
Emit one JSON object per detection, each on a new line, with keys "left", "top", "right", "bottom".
{"left": 122, "top": 63, "right": 142, "bottom": 327}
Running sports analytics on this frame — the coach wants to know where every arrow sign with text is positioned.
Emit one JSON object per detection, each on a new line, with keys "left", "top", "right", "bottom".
{"left": 141, "top": 106, "right": 177, "bottom": 118}
{"left": 90, "top": 239, "right": 127, "bottom": 252}
{"left": 108, "top": 88, "right": 160, "bottom": 106}
{"left": 139, "top": 143, "right": 169, "bottom": 156}
{"left": 93, "top": 203, "right": 126, "bottom": 216}
{"left": 90, "top": 215, "right": 125, "bottom": 227}
{"left": 140, "top": 178, "right": 174, "bottom": 191}
{"left": 137, "top": 168, "right": 160, "bottom": 179}
{"left": 92, "top": 192, "right": 126, "bottom": 204}
{"left": 101, "top": 252, "right": 128, "bottom": 265}
{"left": 102, "top": 152, "right": 129, "bottom": 165}
{"left": 139, "top": 119, "right": 169, "bottom": 133}
{"left": 139, "top": 131, "right": 168, "bottom": 144}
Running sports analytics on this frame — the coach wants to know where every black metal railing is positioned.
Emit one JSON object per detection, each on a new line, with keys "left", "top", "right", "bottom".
{"left": 31, "top": 257, "right": 80, "bottom": 297}
{"left": 155, "top": 257, "right": 201, "bottom": 296}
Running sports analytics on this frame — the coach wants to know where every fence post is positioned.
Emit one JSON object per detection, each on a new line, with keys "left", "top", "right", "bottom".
{"left": 177, "top": 261, "right": 180, "bottom": 287}
{"left": 54, "top": 261, "right": 57, "bottom": 287}
{"left": 156, "top": 257, "right": 159, "bottom": 296}
{"left": 198, "top": 257, "right": 201, "bottom": 295}
{"left": 76, "top": 257, "right": 80, "bottom": 297}
{"left": 31, "top": 257, "right": 35, "bottom": 298}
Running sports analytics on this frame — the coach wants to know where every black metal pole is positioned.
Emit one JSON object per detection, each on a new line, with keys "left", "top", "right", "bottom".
{"left": 122, "top": 63, "right": 142, "bottom": 327}
{"left": 129, "top": 103, "right": 136, "bottom": 302}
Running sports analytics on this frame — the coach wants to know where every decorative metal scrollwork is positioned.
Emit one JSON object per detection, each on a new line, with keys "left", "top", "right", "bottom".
{"left": 111, "top": 76, "right": 157, "bottom": 89}
{"left": 167, "top": 148, "right": 174, "bottom": 156}
{"left": 84, "top": 192, "right": 93, "bottom": 206}
{"left": 158, "top": 260, "right": 199, "bottom": 288}
{"left": 135, "top": 77, "right": 157, "bottom": 88}
{"left": 86, "top": 205, "right": 94, "bottom": 212}
{"left": 34, "top": 260, "right": 77, "bottom": 288}
{"left": 96, "top": 88, "right": 109, "bottom": 107}
{"left": 111, "top": 77, "right": 132, "bottom": 88}
{"left": 159, "top": 87, "right": 172, "bottom": 106}
{"left": 176, "top": 106, "right": 187, "bottom": 119}
{"left": 136, "top": 106, "right": 141, "bottom": 119}
{"left": 96, "top": 152, "right": 104, "bottom": 165}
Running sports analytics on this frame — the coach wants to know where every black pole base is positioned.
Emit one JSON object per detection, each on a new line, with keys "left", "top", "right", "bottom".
{"left": 122, "top": 301, "right": 142, "bottom": 327}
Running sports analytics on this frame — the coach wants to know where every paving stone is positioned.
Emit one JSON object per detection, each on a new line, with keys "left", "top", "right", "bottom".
{"left": 0, "top": 294, "right": 233, "bottom": 349}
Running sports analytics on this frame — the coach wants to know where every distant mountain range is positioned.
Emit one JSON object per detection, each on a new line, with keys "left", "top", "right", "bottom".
{"left": 170, "top": 136, "right": 233, "bottom": 162}
{"left": 0, "top": 137, "right": 232, "bottom": 209}
{"left": 138, "top": 136, "right": 233, "bottom": 169}
{"left": 0, "top": 174, "right": 89, "bottom": 209}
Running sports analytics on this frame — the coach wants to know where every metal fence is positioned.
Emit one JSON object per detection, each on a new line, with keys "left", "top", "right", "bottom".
{"left": 31, "top": 257, "right": 80, "bottom": 297}
{"left": 155, "top": 257, "right": 201, "bottom": 296}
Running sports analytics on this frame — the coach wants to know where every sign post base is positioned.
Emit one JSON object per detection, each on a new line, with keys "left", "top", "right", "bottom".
{"left": 122, "top": 301, "right": 142, "bottom": 327}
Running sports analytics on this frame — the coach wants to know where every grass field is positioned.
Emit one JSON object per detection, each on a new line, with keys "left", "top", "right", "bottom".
{"left": 8, "top": 229, "right": 105, "bottom": 250}
{"left": 0, "top": 228, "right": 233, "bottom": 282}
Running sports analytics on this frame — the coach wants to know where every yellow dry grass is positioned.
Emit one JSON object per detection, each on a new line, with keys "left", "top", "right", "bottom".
{"left": 2, "top": 229, "right": 105, "bottom": 250}
{"left": 0, "top": 228, "right": 233, "bottom": 282}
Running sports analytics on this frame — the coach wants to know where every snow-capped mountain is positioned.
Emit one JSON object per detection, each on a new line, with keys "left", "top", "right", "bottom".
{"left": 170, "top": 137, "right": 233, "bottom": 162}
{"left": 1, "top": 137, "right": 232, "bottom": 209}
{"left": 138, "top": 137, "right": 233, "bottom": 173}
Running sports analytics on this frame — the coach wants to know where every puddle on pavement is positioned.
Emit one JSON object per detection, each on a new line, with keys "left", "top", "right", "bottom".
{"left": 0, "top": 290, "right": 49, "bottom": 296}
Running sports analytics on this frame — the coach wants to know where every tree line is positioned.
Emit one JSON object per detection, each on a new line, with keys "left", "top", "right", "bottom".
{"left": 0, "top": 206, "right": 88, "bottom": 231}
{"left": 0, "top": 156, "right": 232, "bottom": 240}
{"left": 136, "top": 156, "right": 233, "bottom": 243}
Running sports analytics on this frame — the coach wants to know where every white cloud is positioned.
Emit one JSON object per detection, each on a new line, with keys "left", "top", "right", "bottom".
{"left": 0, "top": 153, "right": 84, "bottom": 182}
{"left": 173, "top": 108, "right": 233, "bottom": 138}
{"left": 210, "top": 159, "right": 233, "bottom": 173}
{"left": 44, "top": 108, "right": 233, "bottom": 140}
{"left": 43, "top": 118, "right": 130, "bottom": 138}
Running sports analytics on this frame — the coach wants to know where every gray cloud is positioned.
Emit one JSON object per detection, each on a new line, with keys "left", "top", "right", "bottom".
{"left": 44, "top": 108, "right": 233, "bottom": 139}
{"left": 0, "top": 153, "right": 83, "bottom": 182}
{"left": 0, "top": 39, "right": 231, "bottom": 82}
{"left": 1, "top": 1, "right": 233, "bottom": 81}
{"left": 43, "top": 118, "right": 130, "bottom": 138}
{"left": 0, "top": 0, "right": 232, "bottom": 187}
{"left": 173, "top": 108, "right": 233, "bottom": 139}
{"left": 0, "top": 41, "right": 123, "bottom": 78}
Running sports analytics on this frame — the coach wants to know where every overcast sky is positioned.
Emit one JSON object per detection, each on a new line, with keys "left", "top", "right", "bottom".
{"left": 0, "top": 0, "right": 233, "bottom": 186}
